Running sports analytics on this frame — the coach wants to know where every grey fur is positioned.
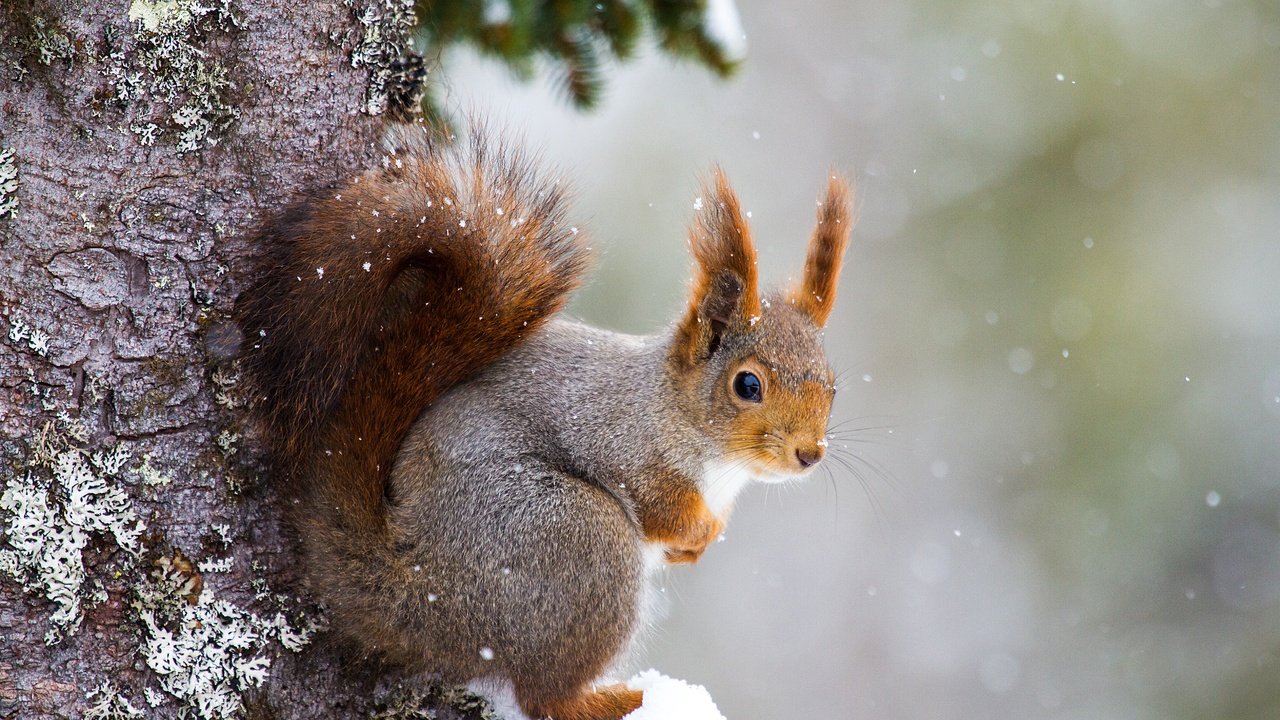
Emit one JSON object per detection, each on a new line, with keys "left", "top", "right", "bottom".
{"left": 386, "top": 288, "right": 830, "bottom": 699}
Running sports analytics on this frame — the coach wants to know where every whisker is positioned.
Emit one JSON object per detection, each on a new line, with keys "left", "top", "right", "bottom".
{"left": 825, "top": 417, "right": 898, "bottom": 434}
{"left": 829, "top": 446, "right": 903, "bottom": 501}
{"left": 820, "top": 464, "right": 841, "bottom": 528}
{"left": 829, "top": 356, "right": 877, "bottom": 391}
{"left": 825, "top": 434, "right": 908, "bottom": 452}
{"left": 827, "top": 458, "right": 889, "bottom": 538}
{"left": 826, "top": 445, "right": 901, "bottom": 526}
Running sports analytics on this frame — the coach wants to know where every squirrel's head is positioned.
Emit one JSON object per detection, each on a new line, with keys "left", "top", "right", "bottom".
{"left": 669, "top": 169, "right": 852, "bottom": 482}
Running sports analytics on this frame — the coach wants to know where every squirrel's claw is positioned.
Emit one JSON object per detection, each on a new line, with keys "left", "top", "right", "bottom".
{"left": 663, "top": 512, "right": 725, "bottom": 565}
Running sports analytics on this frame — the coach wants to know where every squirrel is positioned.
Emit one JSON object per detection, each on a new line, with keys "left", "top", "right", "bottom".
{"left": 238, "top": 122, "right": 852, "bottom": 720}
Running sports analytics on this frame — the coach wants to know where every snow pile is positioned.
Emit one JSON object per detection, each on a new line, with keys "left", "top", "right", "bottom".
{"left": 468, "top": 670, "right": 725, "bottom": 719}
{"left": 625, "top": 670, "right": 726, "bottom": 720}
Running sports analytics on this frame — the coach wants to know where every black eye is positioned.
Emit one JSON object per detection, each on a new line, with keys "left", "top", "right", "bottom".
{"left": 733, "top": 371, "right": 763, "bottom": 402}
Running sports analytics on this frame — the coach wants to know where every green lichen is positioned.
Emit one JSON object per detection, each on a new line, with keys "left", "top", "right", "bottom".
{"left": 211, "top": 367, "right": 243, "bottom": 410}
{"left": 25, "top": 15, "right": 75, "bottom": 66}
{"left": 119, "top": 354, "right": 192, "bottom": 418}
{"left": 372, "top": 683, "right": 499, "bottom": 720}
{"left": 138, "top": 453, "right": 173, "bottom": 487}
{"left": 215, "top": 428, "right": 239, "bottom": 457}
{"left": 128, "top": 0, "right": 197, "bottom": 32}
{"left": 340, "top": 0, "right": 419, "bottom": 116}
{"left": 3, "top": 10, "right": 76, "bottom": 82}
{"left": 105, "top": 0, "right": 242, "bottom": 153}
{"left": 144, "top": 353, "right": 189, "bottom": 389}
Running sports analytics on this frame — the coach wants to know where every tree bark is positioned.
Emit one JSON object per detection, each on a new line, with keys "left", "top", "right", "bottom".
{"left": 0, "top": 2, "right": 467, "bottom": 717}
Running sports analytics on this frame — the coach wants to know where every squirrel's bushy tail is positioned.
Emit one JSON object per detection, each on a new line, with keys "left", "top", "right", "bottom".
{"left": 239, "top": 124, "right": 589, "bottom": 541}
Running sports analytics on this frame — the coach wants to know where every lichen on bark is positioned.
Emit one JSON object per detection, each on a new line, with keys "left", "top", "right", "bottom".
{"left": 1, "top": 2, "right": 383, "bottom": 716}
{"left": 0, "top": 147, "right": 17, "bottom": 218}
{"left": 337, "top": 0, "right": 420, "bottom": 116}
{"left": 106, "top": 0, "right": 244, "bottom": 152}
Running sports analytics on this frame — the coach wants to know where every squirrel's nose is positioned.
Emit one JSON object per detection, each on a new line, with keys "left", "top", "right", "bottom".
{"left": 795, "top": 446, "right": 824, "bottom": 469}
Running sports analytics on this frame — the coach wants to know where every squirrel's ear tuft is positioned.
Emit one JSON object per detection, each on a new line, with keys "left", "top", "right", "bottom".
{"left": 672, "top": 168, "right": 761, "bottom": 365}
{"left": 790, "top": 173, "right": 853, "bottom": 328}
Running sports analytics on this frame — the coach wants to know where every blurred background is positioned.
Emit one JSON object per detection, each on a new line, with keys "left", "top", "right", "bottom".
{"left": 436, "top": 2, "right": 1280, "bottom": 718}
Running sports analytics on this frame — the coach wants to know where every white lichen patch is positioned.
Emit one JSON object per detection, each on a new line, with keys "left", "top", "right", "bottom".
{"left": 131, "top": 122, "right": 161, "bottom": 146}
{"left": 197, "top": 556, "right": 234, "bottom": 573}
{"left": 271, "top": 611, "right": 320, "bottom": 653}
{"left": 343, "top": 0, "right": 417, "bottom": 115}
{"left": 132, "top": 557, "right": 319, "bottom": 720}
{"left": 136, "top": 600, "right": 271, "bottom": 719}
{"left": 211, "top": 368, "right": 243, "bottom": 410}
{"left": 210, "top": 523, "right": 233, "bottom": 546}
{"left": 107, "top": 0, "right": 242, "bottom": 153}
{"left": 6, "top": 315, "right": 50, "bottom": 357}
{"left": 59, "top": 451, "right": 146, "bottom": 551}
{"left": 144, "top": 688, "right": 166, "bottom": 708}
{"left": 0, "top": 147, "right": 17, "bottom": 219}
{"left": 52, "top": 411, "right": 90, "bottom": 445}
{"left": 92, "top": 443, "right": 131, "bottom": 476}
{"left": 85, "top": 681, "right": 145, "bottom": 720}
{"left": 215, "top": 429, "right": 238, "bottom": 457}
{"left": 0, "top": 446, "right": 144, "bottom": 644}
{"left": 249, "top": 563, "right": 271, "bottom": 601}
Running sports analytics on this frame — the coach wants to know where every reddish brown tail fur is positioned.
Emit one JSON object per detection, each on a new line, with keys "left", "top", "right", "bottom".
{"left": 238, "top": 123, "right": 590, "bottom": 547}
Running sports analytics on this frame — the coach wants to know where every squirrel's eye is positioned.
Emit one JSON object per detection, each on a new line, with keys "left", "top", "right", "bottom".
{"left": 733, "top": 371, "right": 763, "bottom": 402}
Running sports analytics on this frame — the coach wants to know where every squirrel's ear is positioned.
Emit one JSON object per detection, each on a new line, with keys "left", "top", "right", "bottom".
{"left": 672, "top": 168, "right": 761, "bottom": 365}
{"left": 790, "top": 174, "right": 853, "bottom": 328}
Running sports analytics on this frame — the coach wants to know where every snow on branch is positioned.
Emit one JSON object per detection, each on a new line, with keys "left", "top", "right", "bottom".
{"left": 625, "top": 670, "right": 727, "bottom": 720}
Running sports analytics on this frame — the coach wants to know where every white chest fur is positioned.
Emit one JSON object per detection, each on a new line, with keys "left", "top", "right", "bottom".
{"left": 640, "top": 541, "right": 668, "bottom": 575}
{"left": 699, "top": 459, "right": 755, "bottom": 517}
{"left": 624, "top": 461, "right": 755, "bottom": 674}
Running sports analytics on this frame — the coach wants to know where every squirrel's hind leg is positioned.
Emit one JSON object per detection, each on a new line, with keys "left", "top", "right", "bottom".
{"left": 518, "top": 684, "right": 643, "bottom": 720}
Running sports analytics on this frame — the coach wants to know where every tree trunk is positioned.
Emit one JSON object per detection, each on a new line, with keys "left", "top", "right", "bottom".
{"left": 0, "top": 2, "right": 468, "bottom": 717}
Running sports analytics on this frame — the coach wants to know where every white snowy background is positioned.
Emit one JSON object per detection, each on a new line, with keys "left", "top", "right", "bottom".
{"left": 444, "top": 2, "right": 1280, "bottom": 718}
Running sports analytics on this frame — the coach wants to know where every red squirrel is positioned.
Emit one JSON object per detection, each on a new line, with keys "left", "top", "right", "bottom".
{"left": 238, "top": 122, "right": 852, "bottom": 719}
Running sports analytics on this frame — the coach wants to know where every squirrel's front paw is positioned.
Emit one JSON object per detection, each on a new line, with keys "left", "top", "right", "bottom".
{"left": 637, "top": 480, "right": 726, "bottom": 565}
{"left": 663, "top": 511, "right": 724, "bottom": 565}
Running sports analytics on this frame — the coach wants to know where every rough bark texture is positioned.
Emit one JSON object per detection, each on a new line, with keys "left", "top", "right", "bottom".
{"left": 0, "top": 2, "right": 478, "bottom": 718}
